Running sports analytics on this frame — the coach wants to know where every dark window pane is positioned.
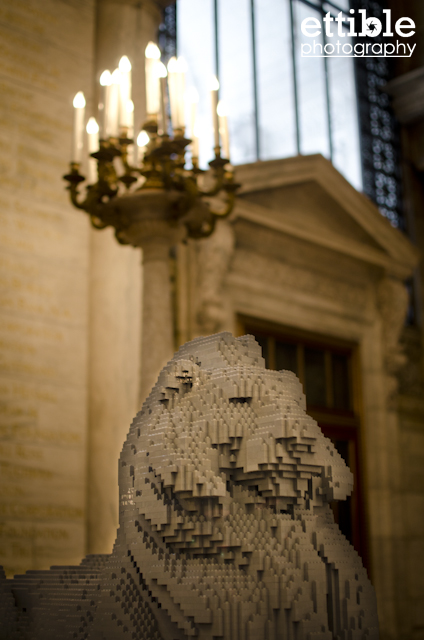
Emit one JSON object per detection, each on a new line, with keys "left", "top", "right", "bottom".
{"left": 334, "top": 439, "right": 349, "bottom": 465}
{"left": 332, "top": 353, "right": 350, "bottom": 410}
{"left": 304, "top": 347, "right": 326, "bottom": 406}
{"left": 275, "top": 341, "right": 297, "bottom": 375}
{"left": 330, "top": 439, "right": 352, "bottom": 543}
{"left": 254, "top": 335, "right": 269, "bottom": 368}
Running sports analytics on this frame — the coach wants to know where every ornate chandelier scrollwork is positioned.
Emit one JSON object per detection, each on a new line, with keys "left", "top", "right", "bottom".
{"left": 64, "top": 47, "right": 239, "bottom": 245}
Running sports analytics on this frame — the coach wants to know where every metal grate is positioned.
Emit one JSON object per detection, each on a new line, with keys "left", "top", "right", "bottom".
{"left": 158, "top": 3, "right": 177, "bottom": 64}
{"left": 350, "top": 0, "right": 404, "bottom": 229}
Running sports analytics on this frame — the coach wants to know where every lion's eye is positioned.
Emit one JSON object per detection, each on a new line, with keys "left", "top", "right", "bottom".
{"left": 289, "top": 442, "right": 311, "bottom": 453}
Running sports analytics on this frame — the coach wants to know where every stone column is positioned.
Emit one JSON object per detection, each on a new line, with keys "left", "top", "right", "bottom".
{"left": 87, "top": 0, "right": 171, "bottom": 555}
{"left": 135, "top": 221, "right": 186, "bottom": 402}
{"left": 372, "top": 275, "right": 409, "bottom": 638}
{"left": 106, "top": 190, "right": 187, "bottom": 401}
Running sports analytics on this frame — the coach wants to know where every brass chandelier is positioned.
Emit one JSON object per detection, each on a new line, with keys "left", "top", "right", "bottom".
{"left": 63, "top": 45, "right": 239, "bottom": 244}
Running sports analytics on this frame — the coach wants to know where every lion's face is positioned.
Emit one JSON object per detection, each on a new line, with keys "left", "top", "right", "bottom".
{"left": 119, "top": 334, "right": 353, "bottom": 558}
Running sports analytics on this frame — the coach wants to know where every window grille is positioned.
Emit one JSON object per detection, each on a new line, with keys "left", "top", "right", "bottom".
{"left": 350, "top": 0, "right": 404, "bottom": 229}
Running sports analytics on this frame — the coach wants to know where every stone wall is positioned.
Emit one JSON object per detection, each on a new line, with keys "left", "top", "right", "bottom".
{"left": 0, "top": 0, "right": 95, "bottom": 576}
{"left": 0, "top": 0, "right": 144, "bottom": 574}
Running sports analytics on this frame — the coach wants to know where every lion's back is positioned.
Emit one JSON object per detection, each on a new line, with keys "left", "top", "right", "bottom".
{"left": 1, "top": 555, "right": 109, "bottom": 640}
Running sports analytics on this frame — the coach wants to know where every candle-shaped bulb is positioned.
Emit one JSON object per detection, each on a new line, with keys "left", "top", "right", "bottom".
{"left": 86, "top": 117, "right": 99, "bottom": 182}
{"left": 72, "top": 92, "right": 86, "bottom": 162}
{"left": 99, "top": 71, "right": 112, "bottom": 139}
{"left": 210, "top": 75, "right": 219, "bottom": 91}
{"left": 73, "top": 91, "right": 86, "bottom": 108}
{"left": 137, "top": 130, "right": 150, "bottom": 147}
{"left": 111, "top": 68, "right": 121, "bottom": 84}
{"left": 145, "top": 42, "right": 161, "bottom": 59}
{"left": 86, "top": 117, "right": 99, "bottom": 134}
{"left": 167, "top": 56, "right": 178, "bottom": 73}
{"left": 188, "top": 87, "right": 199, "bottom": 141}
{"left": 168, "top": 57, "right": 187, "bottom": 130}
{"left": 217, "top": 100, "right": 230, "bottom": 159}
{"left": 100, "top": 70, "right": 112, "bottom": 86}
{"left": 126, "top": 100, "right": 134, "bottom": 114}
{"left": 191, "top": 120, "right": 200, "bottom": 159}
{"left": 210, "top": 77, "right": 220, "bottom": 148}
{"left": 119, "top": 55, "right": 131, "bottom": 73}
{"left": 156, "top": 61, "right": 167, "bottom": 78}
{"left": 145, "top": 42, "right": 161, "bottom": 116}
{"left": 157, "top": 62, "right": 168, "bottom": 133}
{"left": 177, "top": 56, "right": 188, "bottom": 72}
{"left": 217, "top": 101, "right": 226, "bottom": 117}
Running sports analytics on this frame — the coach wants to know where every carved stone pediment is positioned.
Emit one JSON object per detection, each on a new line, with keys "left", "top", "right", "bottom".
{"left": 234, "top": 154, "right": 419, "bottom": 281}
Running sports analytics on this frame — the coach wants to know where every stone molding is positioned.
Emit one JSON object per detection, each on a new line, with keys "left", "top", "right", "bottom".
{"left": 230, "top": 249, "right": 370, "bottom": 318}
{"left": 384, "top": 66, "right": 424, "bottom": 124}
{"left": 195, "top": 220, "right": 235, "bottom": 335}
{"left": 377, "top": 276, "right": 410, "bottom": 405}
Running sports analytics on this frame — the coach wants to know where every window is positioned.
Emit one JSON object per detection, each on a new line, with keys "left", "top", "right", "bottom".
{"left": 163, "top": 0, "right": 404, "bottom": 228}
{"left": 176, "top": 0, "right": 361, "bottom": 186}
{"left": 240, "top": 317, "right": 369, "bottom": 567}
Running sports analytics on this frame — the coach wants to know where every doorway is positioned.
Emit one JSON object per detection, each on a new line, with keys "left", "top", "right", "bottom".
{"left": 239, "top": 316, "right": 369, "bottom": 568}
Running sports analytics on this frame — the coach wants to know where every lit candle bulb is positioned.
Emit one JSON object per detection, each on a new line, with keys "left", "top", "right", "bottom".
{"left": 167, "top": 56, "right": 187, "bottom": 130}
{"left": 126, "top": 100, "right": 135, "bottom": 163}
{"left": 187, "top": 87, "right": 199, "bottom": 142}
{"left": 167, "top": 57, "right": 179, "bottom": 129}
{"left": 210, "top": 75, "right": 220, "bottom": 150}
{"left": 156, "top": 61, "right": 168, "bottom": 135}
{"left": 99, "top": 70, "right": 112, "bottom": 139}
{"left": 176, "top": 57, "right": 187, "bottom": 130}
{"left": 118, "top": 55, "right": 132, "bottom": 129}
{"left": 86, "top": 117, "right": 99, "bottom": 183}
{"left": 145, "top": 42, "right": 161, "bottom": 117}
{"left": 72, "top": 91, "right": 86, "bottom": 162}
{"left": 217, "top": 100, "right": 230, "bottom": 160}
{"left": 192, "top": 120, "right": 200, "bottom": 160}
{"left": 107, "top": 68, "right": 121, "bottom": 138}
{"left": 126, "top": 99, "right": 134, "bottom": 135}
{"left": 137, "top": 130, "right": 150, "bottom": 160}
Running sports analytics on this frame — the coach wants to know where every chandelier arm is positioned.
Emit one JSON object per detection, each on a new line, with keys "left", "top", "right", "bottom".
{"left": 120, "top": 153, "right": 142, "bottom": 177}
{"left": 63, "top": 163, "right": 90, "bottom": 210}
{"left": 196, "top": 171, "right": 225, "bottom": 198}
{"left": 89, "top": 215, "right": 109, "bottom": 230}
{"left": 208, "top": 191, "right": 237, "bottom": 219}
{"left": 67, "top": 185, "right": 90, "bottom": 211}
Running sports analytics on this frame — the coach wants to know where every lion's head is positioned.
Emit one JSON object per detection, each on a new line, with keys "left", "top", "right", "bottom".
{"left": 119, "top": 333, "right": 352, "bottom": 545}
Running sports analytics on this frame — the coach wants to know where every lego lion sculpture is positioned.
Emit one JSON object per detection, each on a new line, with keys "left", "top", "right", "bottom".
{"left": 1, "top": 333, "right": 378, "bottom": 640}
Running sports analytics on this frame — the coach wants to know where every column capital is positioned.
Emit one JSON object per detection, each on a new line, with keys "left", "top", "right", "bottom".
{"left": 109, "top": 189, "right": 187, "bottom": 251}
